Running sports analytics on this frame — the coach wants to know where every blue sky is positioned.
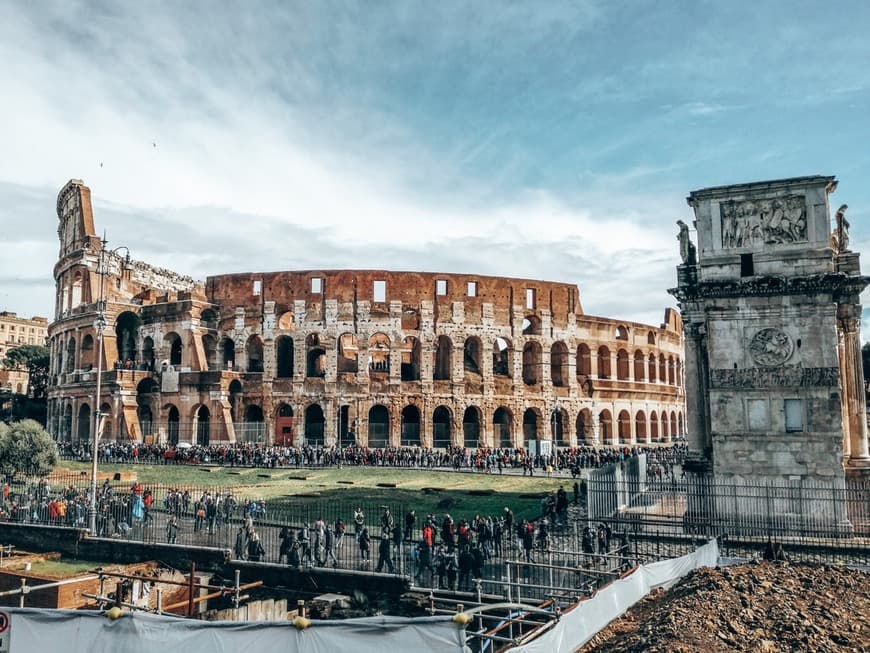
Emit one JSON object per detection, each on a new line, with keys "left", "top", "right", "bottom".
{"left": 1, "top": 1, "right": 869, "bottom": 333}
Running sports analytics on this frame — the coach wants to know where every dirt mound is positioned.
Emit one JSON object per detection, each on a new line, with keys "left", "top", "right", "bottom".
{"left": 580, "top": 562, "right": 869, "bottom": 652}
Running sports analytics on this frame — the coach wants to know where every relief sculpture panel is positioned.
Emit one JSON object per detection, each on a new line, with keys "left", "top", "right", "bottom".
{"left": 720, "top": 195, "right": 806, "bottom": 248}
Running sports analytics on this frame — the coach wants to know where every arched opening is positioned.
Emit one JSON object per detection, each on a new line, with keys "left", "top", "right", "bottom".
{"left": 61, "top": 404, "right": 72, "bottom": 441}
{"left": 599, "top": 409, "right": 613, "bottom": 445}
{"left": 200, "top": 309, "right": 218, "bottom": 329}
{"left": 202, "top": 334, "right": 218, "bottom": 371}
{"left": 136, "top": 378, "right": 159, "bottom": 440}
{"left": 523, "top": 408, "right": 539, "bottom": 442}
{"left": 196, "top": 405, "right": 210, "bottom": 446}
{"left": 336, "top": 333, "right": 358, "bottom": 374}
{"left": 167, "top": 405, "right": 180, "bottom": 445}
{"left": 137, "top": 405, "right": 153, "bottom": 439}
{"left": 522, "top": 315, "right": 541, "bottom": 336}
{"left": 675, "top": 359, "right": 683, "bottom": 387}
{"left": 65, "top": 337, "right": 76, "bottom": 373}
{"left": 576, "top": 409, "right": 592, "bottom": 443}
{"left": 115, "top": 312, "right": 140, "bottom": 364}
{"left": 400, "top": 336, "right": 421, "bottom": 381}
{"left": 276, "top": 336, "right": 295, "bottom": 378}
{"left": 142, "top": 337, "right": 155, "bottom": 371}
{"left": 493, "top": 337, "right": 512, "bottom": 377}
{"left": 633, "top": 350, "right": 645, "bottom": 381}
{"left": 668, "top": 356, "right": 676, "bottom": 385}
{"left": 659, "top": 354, "right": 667, "bottom": 384}
{"left": 368, "top": 333, "right": 391, "bottom": 374}
{"left": 615, "top": 325, "right": 628, "bottom": 340}
{"left": 648, "top": 353, "right": 657, "bottom": 383}
{"left": 275, "top": 404, "right": 294, "bottom": 446}
{"left": 462, "top": 406, "right": 481, "bottom": 448}
{"left": 80, "top": 334, "right": 95, "bottom": 370}
{"left": 241, "top": 404, "right": 265, "bottom": 443}
{"left": 165, "top": 332, "right": 182, "bottom": 367}
{"left": 635, "top": 410, "right": 648, "bottom": 443}
{"left": 670, "top": 411, "right": 678, "bottom": 442}
{"left": 222, "top": 338, "right": 236, "bottom": 370}
{"left": 463, "top": 337, "right": 482, "bottom": 374}
{"left": 306, "top": 334, "right": 326, "bottom": 378}
{"left": 661, "top": 412, "right": 670, "bottom": 440}
{"left": 597, "top": 346, "right": 611, "bottom": 379}
{"left": 650, "top": 412, "right": 660, "bottom": 441}
{"left": 305, "top": 404, "right": 325, "bottom": 446}
{"left": 100, "top": 402, "right": 112, "bottom": 441}
{"left": 77, "top": 403, "right": 91, "bottom": 442}
{"left": 576, "top": 343, "right": 591, "bottom": 377}
{"left": 678, "top": 412, "right": 684, "bottom": 438}
{"left": 522, "top": 341, "right": 542, "bottom": 386}
{"left": 433, "top": 406, "right": 452, "bottom": 448}
{"left": 553, "top": 407, "right": 570, "bottom": 447}
{"left": 246, "top": 335, "right": 264, "bottom": 373}
{"left": 71, "top": 271, "right": 83, "bottom": 307}
{"left": 401, "top": 405, "right": 421, "bottom": 446}
{"left": 368, "top": 404, "right": 390, "bottom": 448}
{"left": 277, "top": 311, "right": 295, "bottom": 331}
{"left": 618, "top": 409, "right": 631, "bottom": 443}
{"left": 616, "top": 349, "right": 630, "bottom": 380}
{"left": 433, "top": 335, "right": 452, "bottom": 381}
{"left": 551, "top": 341, "right": 569, "bottom": 387}
{"left": 493, "top": 407, "right": 512, "bottom": 448}
{"left": 647, "top": 331, "right": 656, "bottom": 345}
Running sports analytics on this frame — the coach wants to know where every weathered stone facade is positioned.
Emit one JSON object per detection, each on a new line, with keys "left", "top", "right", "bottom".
{"left": 47, "top": 179, "right": 685, "bottom": 448}
{"left": 671, "top": 176, "right": 870, "bottom": 484}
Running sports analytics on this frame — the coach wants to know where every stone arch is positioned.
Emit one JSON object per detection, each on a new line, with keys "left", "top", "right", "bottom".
{"left": 242, "top": 404, "right": 265, "bottom": 443}
{"left": 336, "top": 333, "right": 358, "bottom": 374}
{"left": 80, "top": 334, "right": 95, "bottom": 370}
{"left": 616, "top": 348, "right": 630, "bottom": 380}
{"left": 306, "top": 333, "right": 326, "bottom": 378}
{"left": 648, "top": 353, "right": 657, "bottom": 383}
{"left": 650, "top": 411, "right": 659, "bottom": 441}
{"left": 670, "top": 411, "right": 678, "bottom": 442}
{"left": 522, "top": 407, "right": 541, "bottom": 441}
{"left": 65, "top": 336, "right": 76, "bottom": 373}
{"left": 228, "top": 379, "right": 243, "bottom": 422}
{"left": 202, "top": 334, "right": 218, "bottom": 371}
{"left": 401, "top": 336, "right": 421, "bottom": 381}
{"left": 522, "top": 315, "right": 541, "bottom": 336}
{"left": 576, "top": 408, "right": 592, "bottom": 443}
{"left": 433, "top": 335, "right": 452, "bottom": 381}
{"left": 576, "top": 343, "right": 591, "bottom": 376}
{"left": 615, "top": 325, "right": 629, "bottom": 340}
{"left": 493, "top": 337, "right": 512, "bottom": 377}
{"left": 550, "top": 341, "right": 569, "bottom": 387}
{"left": 368, "top": 332, "right": 391, "bottom": 374}
{"left": 597, "top": 345, "right": 611, "bottom": 379}
{"left": 659, "top": 354, "right": 667, "bottom": 384}
{"left": 100, "top": 402, "right": 113, "bottom": 440}
{"left": 678, "top": 411, "right": 684, "bottom": 438}
{"left": 668, "top": 356, "right": 676, "bottom": 385}
{"left": 493, "top": 407, "right": 513, "bottom": 448}
{"left": 77, "top": 403, "right": 91, "bottom": 442}
{"left": 166, "top": 404, "right": 180, "bottom": 445}
{"left": 277, "top": 311, "right": 295, "bottom": 331}
{"left": 635, "top": 410, "right": 648, "bottom": 443}
{"left": 275, "top": 403, "right": 294, "bottom": 446}
{"left": 633, "top": 350, "right": 645, "bottom": 381}
{"left": 675, "top": 358, "right": 683, "bottom": 387}
{"left": 401, "top": 404, "right": 421, "bottom": 446}
{"left": 136, "top": 377, "right": 159, "bottom": 440}
{"left": 200, "top": 309, "right": 218, "bottom": 329}
{"left": 195, "top": 405, "right": 211, "bottom": 446}
{"left": 522, "top": 341, "right": 542, "bottom": 385}
{"left": 368, "top": 404, "right": 390, "bottom": 448}
{"left": 246, "top": 335, "right": 264, "bottom": 373}
{"left": 433, "top": 405, "right": 452, "bottom": 448}
{"left": 305, "top": 403, "right": 326, "bottom": 446}
{"left": 164, "top": 332, "right": 182, "bottom": 367}
{"left": 647, "top": 331, "right": 656, "bottom": 345}
{"left": 462, "top": 406, "right": 481, "bottom": 448}
{"left": 61, "top": 404, "right": 72, "bottom": 441}
{"left": 599, "top": 409, "right": 613, "bottom": 445}
{"left": 618, "top": 409, "right": 631, "bottom": 443}
{"left": 71, "top": 270, "right": 83, "bottom": 307}
{"left": 276, "top": 335, "right": 294, "bottom": 378}
{"left": 115, "top": 311, "right": 141, "bottom": 364}
{"left": 463, "top": 337, "right": 482, "bottom": 375}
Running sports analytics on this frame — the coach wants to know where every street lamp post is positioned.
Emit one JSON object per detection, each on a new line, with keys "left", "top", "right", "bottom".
{"left": 87, "top": 238, "right": 130, "bottom": 536}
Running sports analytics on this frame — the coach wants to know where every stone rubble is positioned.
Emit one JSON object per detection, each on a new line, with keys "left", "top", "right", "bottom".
{"left": 580, "top": 562, "right": 869, "bottom": 652}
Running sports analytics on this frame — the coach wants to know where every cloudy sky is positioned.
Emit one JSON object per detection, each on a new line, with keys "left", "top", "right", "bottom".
{"left": 1, "top": 1, "right": 869, "bottom": 333}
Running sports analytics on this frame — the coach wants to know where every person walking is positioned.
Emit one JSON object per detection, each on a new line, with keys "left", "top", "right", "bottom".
{"left": 247, "top": 532, "right": 265, "bottom": 562}
{"left": 358, "top": 527, "right": 371, "bottom": 565}
{"left": 376, "top": 533, "right": 395, "bottom": 573}
{"left": 166, "top": 515, "right": 179, "bottom": 544}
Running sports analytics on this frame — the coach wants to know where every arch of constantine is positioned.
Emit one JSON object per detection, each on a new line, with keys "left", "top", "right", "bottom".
{"left": 47, "top": 179, "right": 685, "bottom": 448}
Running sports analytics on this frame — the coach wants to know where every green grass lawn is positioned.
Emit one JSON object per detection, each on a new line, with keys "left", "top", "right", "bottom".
{"left": 54, "top": 462, "right": 578, "bottom": 521}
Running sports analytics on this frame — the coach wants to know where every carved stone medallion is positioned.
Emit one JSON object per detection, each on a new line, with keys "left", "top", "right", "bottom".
{"left": 748, "top": 328, "right": 794, "bottom": 367}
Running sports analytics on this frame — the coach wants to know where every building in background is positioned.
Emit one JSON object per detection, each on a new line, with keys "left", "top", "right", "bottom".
{"left": 47, "top": 179, "right": 685, "bottom": 447}
{"left": 0, "top": 311, "right": 49, "bottom": 395}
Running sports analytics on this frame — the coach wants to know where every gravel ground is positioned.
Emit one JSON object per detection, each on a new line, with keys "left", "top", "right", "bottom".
{"left": 580, "top": 561, "right": 870, "bottom": 653}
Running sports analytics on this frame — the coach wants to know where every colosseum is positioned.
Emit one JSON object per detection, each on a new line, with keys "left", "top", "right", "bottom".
{"left": 47, "top": 179, "right": 686, "bottom": 449}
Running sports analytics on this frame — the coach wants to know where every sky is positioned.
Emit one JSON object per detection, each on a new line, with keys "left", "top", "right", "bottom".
{"left": 1, "top": 1, "right": 869, "bottom": 335}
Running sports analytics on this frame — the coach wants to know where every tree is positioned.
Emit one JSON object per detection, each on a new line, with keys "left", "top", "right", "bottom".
{"left": 0, "top": 419, "right": 57, "bottom": 476}
{"left": 3, "top": 344, "right": 50, "bottom": 399}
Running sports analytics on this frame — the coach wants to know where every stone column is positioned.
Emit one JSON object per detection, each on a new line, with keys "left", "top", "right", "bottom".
{"left": 839, "top": 314, "right": 870, "bottom": 466}
{"left": 682, "top": 322, "right": 712, "bottom": 464}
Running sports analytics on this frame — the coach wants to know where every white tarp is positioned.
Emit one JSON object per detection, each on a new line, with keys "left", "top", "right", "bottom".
{"left": 5, "top": 609, "right": 467, "bottom": 653}
{"left": 507, "top": 538, "right": 720, "bottom": 653}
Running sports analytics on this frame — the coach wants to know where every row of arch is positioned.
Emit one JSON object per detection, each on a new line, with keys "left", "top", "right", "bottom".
{"left": 52, "top": 321, "right": 683, "bottom": 388}
{"left": 53, "top": 398, "right": 684, "bottom": 449}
